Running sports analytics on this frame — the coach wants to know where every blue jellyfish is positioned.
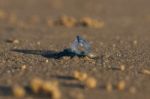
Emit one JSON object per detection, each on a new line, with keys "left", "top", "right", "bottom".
{"left": 70, "top": 35, "right": 91, "bottom": 56}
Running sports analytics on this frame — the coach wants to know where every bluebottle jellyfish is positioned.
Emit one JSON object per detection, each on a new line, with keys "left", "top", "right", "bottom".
{"left": 70, "top": 35, "right": 91, "bottom": 56}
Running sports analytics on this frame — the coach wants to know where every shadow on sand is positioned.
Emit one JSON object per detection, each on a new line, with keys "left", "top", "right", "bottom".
{"left": 11, "top": 49, "right": 85, "bottom": 59}
{"left": 0, "top": 85, "right": 48, "bottom": 97}
{"left": 52, "top": 75, "right": 85, "bottom": 89}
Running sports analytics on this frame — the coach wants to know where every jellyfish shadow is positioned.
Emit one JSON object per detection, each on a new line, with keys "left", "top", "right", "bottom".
{"left": 11, "top": 48, "right": 85, "bottom": 59}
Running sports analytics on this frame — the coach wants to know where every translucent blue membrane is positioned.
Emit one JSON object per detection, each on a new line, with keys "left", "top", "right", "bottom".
{"left": 70, "top": 35, "right": 91, "bottom": 56}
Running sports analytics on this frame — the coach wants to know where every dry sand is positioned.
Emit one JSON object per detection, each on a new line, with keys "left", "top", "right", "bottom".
{"left": 0, "top": 0, "right": 150, "bottom": 99}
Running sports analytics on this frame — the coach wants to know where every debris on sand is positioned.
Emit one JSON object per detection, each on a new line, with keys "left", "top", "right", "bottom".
{"left": 21, "top": 65, "right": 27, "bottom": 70}
{"left": 54, "top": 15, "right": 104, "bottom": 28}
{"left": 87, "top": 53, "right": 98, "bottom": 59}
{"left": 0, "top": 10, "right": 104, "bottom": 29}
{"left": 30, "top": 78, "right": 61, "bottom": 99}
{"left": 12, "top": 85, "right": 26, "bottom": 98}
{"left": 73, "top": 71, "right": 88, "bottom": 81}
{"left": 42, "top": 81, "right": 61, "bottom": 99}
{"left": 119, "top": 64, "right": 126, "bottom": 71}
{"left": 141, "top": 69, "right": 150, "bottom": 75}
{"left": 12, "top": 78, "right": 61, "bottom": 99}
{"left": 56, "top": 15, "right": 77, "bottom": 27}
{"left": 30, "top": 78, "right": 44, "bottom": 93}
{"left": 6, "top": 39, "right": 20, "bottom": 44}
{"left": 79, "top": 17, "right": 104, "bottom": 28}
{"left": 117, "top": 80, "right": 126, "bottom": 91}
{"left": 85, "top": 77, "right": 97, "bottom": 88}
{"left": 109, "top": 64, "right": 126, "bottom": 71}
{"left": 73, "top": 71, "right": 97, "bottom": 88}
{"left": 45, "top": 59, "right": 49, "bottom": 63}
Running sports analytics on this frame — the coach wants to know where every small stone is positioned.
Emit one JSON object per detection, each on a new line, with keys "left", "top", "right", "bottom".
{"left": 6, "top": 39, "right": 20, "bottom": 44}
{"left": 73, "top": 71, "right": 88, "bottom": 81}
{"left": 133, "top": 40, "right": 137, "bottom": 45}
{"left": 141, "top": 69, "right": 150, "bottom": 75}
{"left": 85, "top": 77, "right": 97, "bottom": 88}
{"left": 62, "top": 56, "right": 70, "bottom": 60}
{"left": 120, "top": 64, "right": 125, "bottom": 71}
{"left": 30, "top": 78, "right": 43, "bottom": 93}
{"left": 58, "top": 15, "right": 77, "bottom": 27}
{"left": 45, "top": 59, "right": 49, "bottom": 63}
{"left": 87, "top": 53, "right": 98, "bottom": 59}
{"left": 12, "top": 85, "right": 26, "bottom": 98}
{"left": 42, "top": 81, "right": 61, "bottom": 99}
{"left": 117, "top": 80, "right": 126, "bottom": 91}
{"left": 21, "top": 65, "right": 27, "bottom": 70}
{"left": 14, "top": 40, "right": 19, "bottom": 44}
{"left": 80, "top": 17, "right": 104, "bottom": 28}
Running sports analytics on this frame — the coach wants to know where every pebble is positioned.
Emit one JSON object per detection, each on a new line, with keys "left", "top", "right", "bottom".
{"left": 45, "top": 59, "right": 49, "bottom": 63}
{"left": 58, "top": 15, "right": 77, "bottom": 27}
{"left": 73, "top": 71, "right": 88, "bottom": 81}
{"left": 133, "top": 40, "right": 138, "bottom": 45}
{"left": 12, "top": 85, "right": 26, "bottom": 98}
{"left": 6, "top": 39, "right": 20, "bottom": 44}
{"left": 42, "top": 81, "right": 61, "bottom": 99}
{"left": 141, "top": 69, "right": 150, "bottom": 75}
{"left": 85, "top": 77, "right": 97, "bottom": 88}
{"left": 80, "top": 17, "right": 104, "bottom": 28}
{"left": 87, "top": 53, "right": 98, "bottom": 59}
{"left": 30, "top": 78, "right": 43, "bottom": 93}
{"left": 120, "top": 64, "right": 125, "bottom": 71}
{"left": 117, "top": 80, "right": 126, "bottom": 91}
{"left": 21, "top": 65, "right": 27, "bottom": 70}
